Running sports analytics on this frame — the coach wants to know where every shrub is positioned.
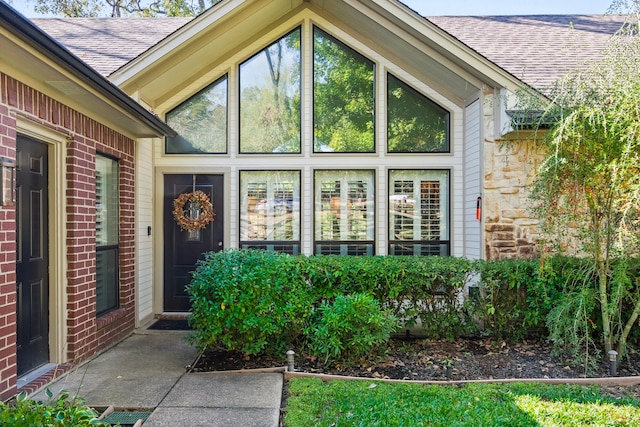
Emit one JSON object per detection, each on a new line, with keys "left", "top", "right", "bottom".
{"left": 0, "top": 389, "right": 110, "bottom": 427}
{"left": 476, "top": 256, "right": 594, "bottom": 341}
{"left": 477, "top": 258, "right": 541, "bottom": 340}
{"left": 187, "top": 249, "right": 313, "bottom": 355}
{"left": 540, "top": 257, "right": 600, "bottom": 369}
{"left": 303, "top": 255, "right": 477, "bottom": 340}
{"left": 382, "top": 256, "right": 477, "bottom": 340}
{"left": 304, "top": 293, "right": 400, "bottom": 365}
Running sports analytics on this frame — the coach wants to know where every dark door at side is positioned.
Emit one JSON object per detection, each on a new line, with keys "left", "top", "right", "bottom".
{"left": 163, "top": 174, "right": 223, "bottom": 312}
{"left": 16, "top": 135, "right": 49, "bottom": 376}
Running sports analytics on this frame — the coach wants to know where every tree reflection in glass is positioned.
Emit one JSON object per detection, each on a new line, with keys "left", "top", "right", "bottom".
{"left": 240, "top": 28, "right": 301, "bottom": 153}
{"left": 166, "top": 75, "right": 228, "bottom": 154}
{"left": 314, "top": 27, "right": 375, "bottom": 153}
{"left": 387, "top": 74, "right": 449, "bottom": 153}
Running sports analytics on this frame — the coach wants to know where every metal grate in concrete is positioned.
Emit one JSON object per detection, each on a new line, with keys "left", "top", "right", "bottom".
{"left": 101, "top": 411, "right": 152, "bottom": 425}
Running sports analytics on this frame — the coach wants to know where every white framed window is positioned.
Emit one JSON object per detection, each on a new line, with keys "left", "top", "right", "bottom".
{"left": 313, "top": 26, "right": 375, "bottom": 153}
{"left": 387, "top": 73, "right": 450, "bottom": 153}
{"left": 240, "top": 28, "right": 301, "bottom": 153}
{"left": 165, "top": 75, "right": 228, "bottom": 154}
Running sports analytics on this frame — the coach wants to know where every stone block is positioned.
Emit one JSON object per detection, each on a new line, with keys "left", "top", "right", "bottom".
{"left": 502, "top": 209, "right": 528, "bottom": 219}
{"left": 492, "top": 240, "right": 517, "bottom": 248}
{"left": 485, "top": 224, "right": 515, "bottom": 232}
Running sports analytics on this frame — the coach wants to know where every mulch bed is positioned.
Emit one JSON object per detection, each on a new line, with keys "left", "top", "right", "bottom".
{"left": 190, "top": 336, "right": 640, "bottom": 382}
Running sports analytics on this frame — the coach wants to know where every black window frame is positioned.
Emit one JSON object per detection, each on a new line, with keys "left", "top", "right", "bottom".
{"left": 387, "top": 169, "right": 451, "bottom": 256}
{"left": 238, "top": 27, "right": 303, "bottom": 155}
{"left": 239, "top": 169, "right": 302, "bottom": 254}
{"left": 165, "top": 74, "right": 229, "bottom": 155}
{"left": 312, "top": 25, "right": 376, "bottom": 154}
{"left": 313, "top": 169, "right": 376, "bottom": 255}
{"left": 386, "top": 73, "right": 450, "bottom": 154}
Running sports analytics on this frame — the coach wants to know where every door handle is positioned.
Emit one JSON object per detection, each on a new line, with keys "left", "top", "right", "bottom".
{"left": 218, "top": 241, "right": 223, "bottom": 247}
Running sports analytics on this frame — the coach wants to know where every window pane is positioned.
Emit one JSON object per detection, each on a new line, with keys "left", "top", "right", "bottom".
{"left": 314, "top": 27, "right": 375, "bottom": 153}
{"left": 96, "top": 247, "right": 118, "bottom": 315}
{"left": 96, "top": 154, "right": 119, "bottom": 315}
{"left": 240, "top": 171, "right": 301, "bottom": 244}
{"left": 240, "top": 29, "right": 301, "bottom": 153}
{"left": 387, "top": 74, "right": 449, "bottom": 153}
{"left": 96, "top": 155, "right": 118, "bottom": 246}
{"left": 314, "top": 170, "right": 375, "bottom": 254}
{"left": 166, "top": 76, "right": 228, "bottom": 154}
{"left": 388, "top": 170, "right": 449, "bottom": 255}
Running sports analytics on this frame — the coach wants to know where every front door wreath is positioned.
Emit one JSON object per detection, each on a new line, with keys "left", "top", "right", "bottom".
{"left": 172, "top": 190, "right": 215, "bottom": 232}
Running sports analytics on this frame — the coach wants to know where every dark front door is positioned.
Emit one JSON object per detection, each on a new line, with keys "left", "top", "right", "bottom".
{"left": 16, "top": 135, "right": 49, "bottom": 376}
{"left": 164, "top": 174, "right": 223, "bottom": 312}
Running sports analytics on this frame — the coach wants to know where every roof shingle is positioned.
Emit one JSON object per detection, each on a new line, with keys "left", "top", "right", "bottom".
{"left": 32, "top": 13, "right": 632, "bottom": 90}
{"left": 428, "top": 14, "right": 630, "bottom": 90}
{"left": 32, "top": 17, "right": 192, "bottom": 76}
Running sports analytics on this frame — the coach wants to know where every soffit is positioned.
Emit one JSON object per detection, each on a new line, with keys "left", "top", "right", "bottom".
{"left": 0, "top": 27, "right": 166, "bottom": 138}
{"left": 1, "top": 0, "right": 177, "bottom": 139}
{"left": 110, "top": 0, "right": 514, "bottom": 111}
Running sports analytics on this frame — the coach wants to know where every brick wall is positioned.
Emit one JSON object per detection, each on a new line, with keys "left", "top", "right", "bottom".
{"left": 0, "top": 78, "right": 18, "bottom": 402}
{"left": 0, "top": 73, "right": 136, "bottom": 400}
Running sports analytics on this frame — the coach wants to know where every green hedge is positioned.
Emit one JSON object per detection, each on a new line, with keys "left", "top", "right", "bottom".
{"left": 187, "top": 250, "right": 639, "bottom": 362}
{"left": 187, "top": 250, "right": 477, "bottom": 357}
{"left": 475, "top": 256, "right": 597, "bottom": 341}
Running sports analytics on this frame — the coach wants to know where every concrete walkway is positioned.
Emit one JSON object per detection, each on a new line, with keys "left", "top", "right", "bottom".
{"left": 32, "top": 330, "right": 283, "bottom": 427}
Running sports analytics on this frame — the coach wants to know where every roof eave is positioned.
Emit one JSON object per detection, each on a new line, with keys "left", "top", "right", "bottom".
{"left": 0, "top": 2, "right": 176, "bottom": 138}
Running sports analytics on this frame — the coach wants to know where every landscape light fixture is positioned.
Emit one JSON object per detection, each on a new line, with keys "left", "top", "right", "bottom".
{"left": 286, "top": 350, "right": 295, "bottom": 372}
{"left": 608, "top": 350, "right": 618, "bottom": 376}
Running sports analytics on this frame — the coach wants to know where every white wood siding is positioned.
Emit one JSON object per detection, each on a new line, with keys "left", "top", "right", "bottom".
{"left": 463, "top": 99, "right": 482, "bottom": 259}
{"left": 136, "top": 138, "right": 155, "bottom": 324}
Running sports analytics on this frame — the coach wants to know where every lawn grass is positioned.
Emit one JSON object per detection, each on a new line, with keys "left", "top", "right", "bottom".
{"left": 284, "top": 378, "right": 640, "bottom": 426}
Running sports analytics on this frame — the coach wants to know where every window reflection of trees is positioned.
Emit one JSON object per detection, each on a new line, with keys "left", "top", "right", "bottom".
{"left": 387, "top": 74, "right": 449, "bottom": 153}
{"left": 166, "top": 76, "right": 228, "bottom": 153}
{"left": 313, "top": 27, "right": 375, "bottom": 153}
{"left": 240, "top": 28, "right": 301, "bottom": 153}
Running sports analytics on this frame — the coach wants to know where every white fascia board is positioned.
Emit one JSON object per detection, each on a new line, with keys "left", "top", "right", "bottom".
{"left": 109, "top": 0, "right": 248, "bottom": 86}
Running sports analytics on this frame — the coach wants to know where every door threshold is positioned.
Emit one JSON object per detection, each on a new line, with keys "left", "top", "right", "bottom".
{"left": 17, "top": 363, "right": 71, "bottom": 396}
{"left": 17, "top": 363, "right": 57, "bottom": 387}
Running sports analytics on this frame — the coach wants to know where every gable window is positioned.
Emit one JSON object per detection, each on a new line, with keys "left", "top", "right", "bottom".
{"left": 387, "top": 74, "right": 450, "bottom": 153}
{"left": 240, "top": 28, "right": 301, "bottom": 153}
{"left": 240, "top": 170, "right": 301, "bottom": 254}
{"left": 96, "top": 154, "right": 119, "bottom": 315}
{"left": 314, "top": 170, "right": 375, "bottom": 255}
{"left": 388, "top": 170, "right": 450, "bottom": 256}
{"left": 166, "top": 75, "right": 228, "bottom": 154}
{"left": 313, "top": 27, "right": 375, "bottom": 153}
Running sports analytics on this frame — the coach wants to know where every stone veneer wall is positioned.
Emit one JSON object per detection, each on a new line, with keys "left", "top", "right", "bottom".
{"left": 0, "top": 73, "right": 136, "bottom": 400}
{"left": 482, "top": 88, "right": 543, "bottom": 260}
